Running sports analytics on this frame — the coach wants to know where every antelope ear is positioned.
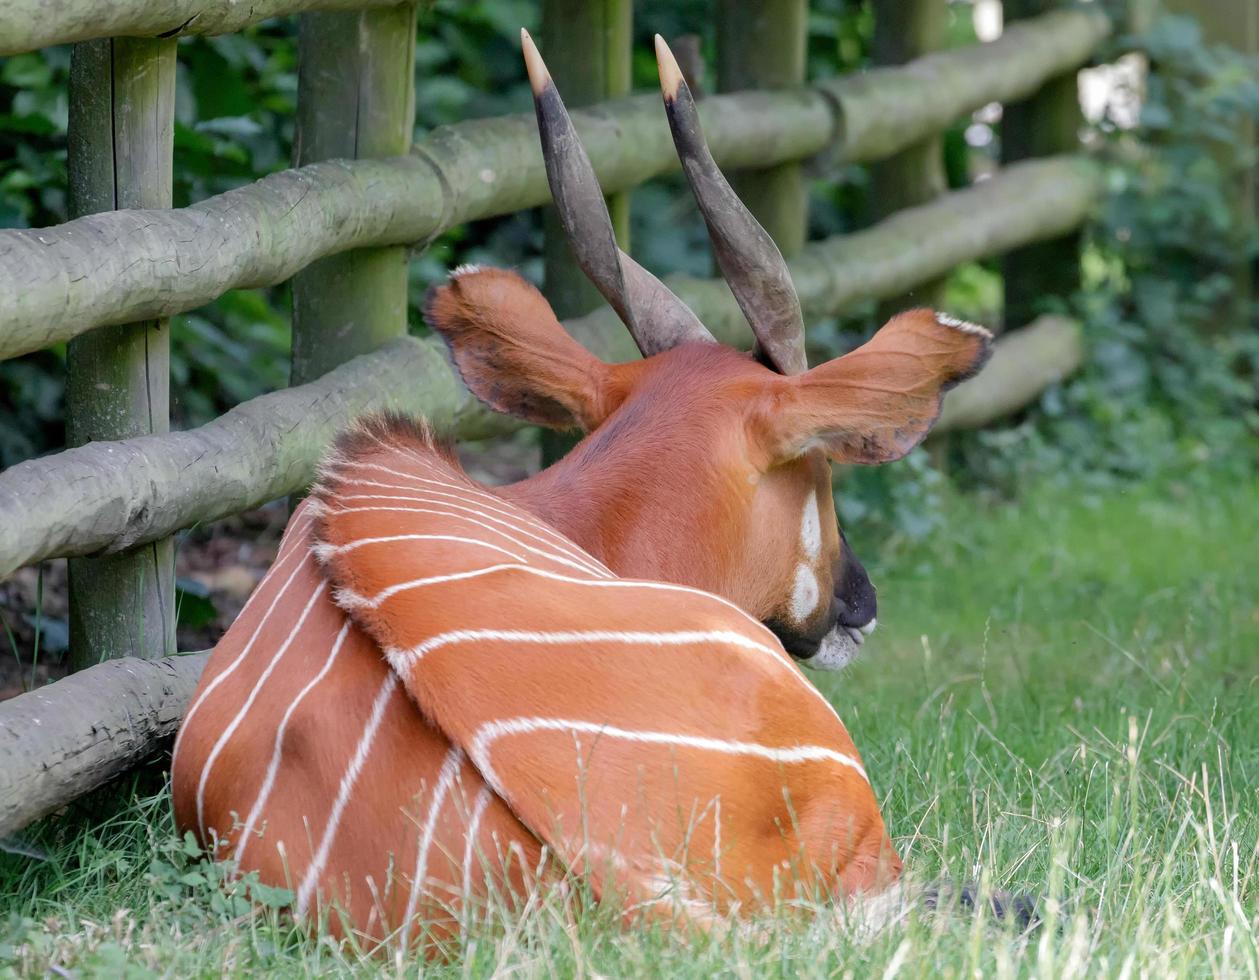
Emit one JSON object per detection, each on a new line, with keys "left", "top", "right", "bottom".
{"left": 424, "top": 266, "right": 631, "bottom": 431}
{"left": 766, "top": 309, "right": 993, "bottom": 464}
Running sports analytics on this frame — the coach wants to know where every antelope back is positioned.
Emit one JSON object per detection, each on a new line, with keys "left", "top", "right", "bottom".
{"left": 172, "top": 419, "right": 898, "bottom": 950}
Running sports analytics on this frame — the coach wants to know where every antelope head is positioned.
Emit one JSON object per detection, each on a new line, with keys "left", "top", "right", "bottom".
{"left": 424, "top": 32, "right": 992, "bottom": 670}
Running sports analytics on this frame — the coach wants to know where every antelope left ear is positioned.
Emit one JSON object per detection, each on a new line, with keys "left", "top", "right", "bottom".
{"left": 425, "top": 266, "right": 633, "bottom": 431}
{"left": 765, "top": 309, "right": 993, "bottom": 464}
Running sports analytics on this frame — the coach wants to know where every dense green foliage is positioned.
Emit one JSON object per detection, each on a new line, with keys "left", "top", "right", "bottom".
{"left": 2, "top": 470, "right": 1255, "bottom": 975}
{"left": 843, "top": 15, "right": 1259, "bottom": 540}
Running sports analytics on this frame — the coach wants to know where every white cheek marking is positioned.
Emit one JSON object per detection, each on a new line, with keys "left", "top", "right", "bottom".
{"left": 790, "top": 564, "right": 820, "bottom": 622}
{"left": 800, "top": 494, "right": 822, "bottom": 560}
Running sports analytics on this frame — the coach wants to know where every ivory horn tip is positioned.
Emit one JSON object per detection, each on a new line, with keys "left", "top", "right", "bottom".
{"left": 521, "top": 28, "right": 551, "bottom": 96}
{"left": 654, "top": 34, "right": 684, "bottom": 101}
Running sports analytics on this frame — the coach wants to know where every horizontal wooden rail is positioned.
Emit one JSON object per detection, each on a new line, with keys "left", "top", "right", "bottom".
{"left": 0, "top": 8, "right": 1108, "bottom": 363}
{"left": 935, "top": 315, "right": 1083, "bottom": 433}
{"left": 822, "top": 8, "right": 1105, "bottom": 163}
{"left": 0, "top": 654, "right": 206, "bottom": 836}
{"left": 0, "top": 306, "right": 1090, "bottom": 836}
{"left": 0, "top": 156, "right": 1101, "bottom": 578}
{"left": 0, "top": 0, "right": 405, "bottom": 57}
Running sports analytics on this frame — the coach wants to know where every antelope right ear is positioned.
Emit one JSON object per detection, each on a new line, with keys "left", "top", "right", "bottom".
{"left": 425, "top": 266, "right": 632, "bottom": 431}
{"left": 764, "top": 309, "right": 993, "bottom": 465}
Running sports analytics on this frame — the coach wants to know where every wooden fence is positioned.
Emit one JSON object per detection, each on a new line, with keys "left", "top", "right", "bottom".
{"left": 0, "top": 0, "right": 1109, "bottom": 836}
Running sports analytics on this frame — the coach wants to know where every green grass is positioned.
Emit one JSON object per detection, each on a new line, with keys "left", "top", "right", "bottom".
{"left": 2, "top": 472, "right": 1257, "bottom": 977}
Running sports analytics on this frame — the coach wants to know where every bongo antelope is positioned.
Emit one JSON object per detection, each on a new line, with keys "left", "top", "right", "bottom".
{"left": 171, "top": 32, "right": 992, "bottom": 951}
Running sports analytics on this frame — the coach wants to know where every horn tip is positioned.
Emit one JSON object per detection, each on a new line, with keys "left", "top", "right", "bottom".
{"left": 655, "top": 34, "right": 683, "bottom": 101}
{"left": 521, "top": 28, "right": 551, "bottom": 96}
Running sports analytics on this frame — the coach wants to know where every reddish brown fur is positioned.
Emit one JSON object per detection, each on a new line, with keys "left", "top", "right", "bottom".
{"left": 172, "top": 268, "right": 990, "bottom": 952}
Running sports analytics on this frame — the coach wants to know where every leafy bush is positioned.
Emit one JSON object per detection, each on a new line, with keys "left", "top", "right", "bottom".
{"left": 841, "top": 14, "right": 1259, "bottom": 541}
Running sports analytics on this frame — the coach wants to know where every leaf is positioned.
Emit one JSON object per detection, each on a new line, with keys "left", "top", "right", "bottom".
{"left": 1, "top": 54, "right": 52, "bottom": 89}
{"left": 176, "top": 578, "right": 218, "bottom": 631}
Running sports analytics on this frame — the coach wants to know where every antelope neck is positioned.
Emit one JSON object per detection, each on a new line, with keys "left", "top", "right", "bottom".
{"left": 495, "top": 450, "right": 634, "bottom": 572}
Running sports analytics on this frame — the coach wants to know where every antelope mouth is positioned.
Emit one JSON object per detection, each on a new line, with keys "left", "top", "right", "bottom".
{"left": 843, "top": 618, "right": 877, "bottom": 648}
{"left": 805, "top": 617, "right": 877, "bottom": 672}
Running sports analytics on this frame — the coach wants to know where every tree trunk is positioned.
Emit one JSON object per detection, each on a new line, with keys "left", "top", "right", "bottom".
{"left": 539, "top": 0, "right": 632, "bottom": 464}
{"left": 65, "top": 36, "right": 177, "bottom": 670}
{"left": 716, "top": 0, "right": 809, "bottom": 256}
{"left": 1001, "top": 0, "right": 1085, "bottom": 327}
{"left": 870, "top": 0, "right": 948, "bottom": 315}
{"left": 289, "top": 4, "right": 418, "bottom": 385}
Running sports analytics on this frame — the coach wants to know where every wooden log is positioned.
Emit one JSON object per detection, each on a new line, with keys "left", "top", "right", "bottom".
{"left": 0, "top": 315, "right": 1087, "bottom": 838}
{"left": 0, "top": 653, "right": 207, "bottom": 837}
{"left": 64, "top": 37, "right": 177, "bottom": 670}
{"left": 934, "top": 315, "right": 1083, "bottom": 432}
{"left": 869, "top": 0, "right": 948, "bottom": 314}
{"left": 0, "top": 156, "right": 1102, "bottom": 579}
{"left": 716, "top": 0, "right": 809, "bottom": 254}
{"left": 290, "top": 4, "right": 418, "bottom": 385}
{"left": 1001, "top": 0, "right": 1085, "bottom": 326}
{"left": 820, "top": 8, "right": 1106, "bottom": 164}
{"left": 0, "top": 8, "right": 1110, "bottom": 363}
{"left": 0, "top": 0, "right": 405, "bottom": 57}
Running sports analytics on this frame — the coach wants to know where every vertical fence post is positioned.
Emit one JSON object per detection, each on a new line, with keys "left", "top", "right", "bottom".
{"left": 716, "top": 0, "right": 808, "bottom": 257}
{"left": 1001, "top": 0, "right": 1083, "bottom": 326}
{"left": 65, "top": 38, "right": 177, "bottom": 669}
{"left": 540, "top": 0, "right": 633, "bottom": 319}
{"left": 870, "top": 0, "right": 948, "bottom": 315}
{"left": 539, "top": 0, "right": 631, "bottom": 464}
{"left": 290, "top": 4, "right": 418, "bottom": 386}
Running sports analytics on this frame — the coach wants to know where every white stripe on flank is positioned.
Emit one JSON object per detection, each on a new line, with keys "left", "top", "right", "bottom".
{"left": 461, "top": 787, "right": 494, "bottom": 907}
{"left": 468, "top": 717, "right": 868, "bottom": 795}
{"left": 195, "top": 583, "right": 326, "bottom": 838}
{"left": 402, "top": 747, "right": 464, "bottom": 933}
{"left": 333, "top": 493, "right": 609, "bottom": 578}
{"left": 350, "top": 561, "right": 750, "bottom": 607}
{"left": 334, "top": 463, "right": 609, "bottom": 574}
{"left": 386, "top": 628, "right": 781, "bottom": 674}
{"left": 296, "top": 673, "right": 400, "bottom": 917}
{"left": 172, "top": 520, "right": 314, "bottom": 773}
{"left": 320, "top": 503, "right": 606, "bottom": 579}
{"left": 314, "top": 533, "right": 524, "bottom": 564}
{"left": 368, "top": 570, "right": 836, "bottom": 723}
{"left": 336, "top": 563, "right": 530, "bottom": 610}
{"left": 233, "top": 617, "right": 353, "bottom": 866}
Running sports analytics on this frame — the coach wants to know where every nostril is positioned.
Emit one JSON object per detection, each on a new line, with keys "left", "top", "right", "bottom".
{"left": 835, "top": 600, "right": 875, "bottom": 630}
{"left": 833, "top": 589, "right": 877, "bottom": 629}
